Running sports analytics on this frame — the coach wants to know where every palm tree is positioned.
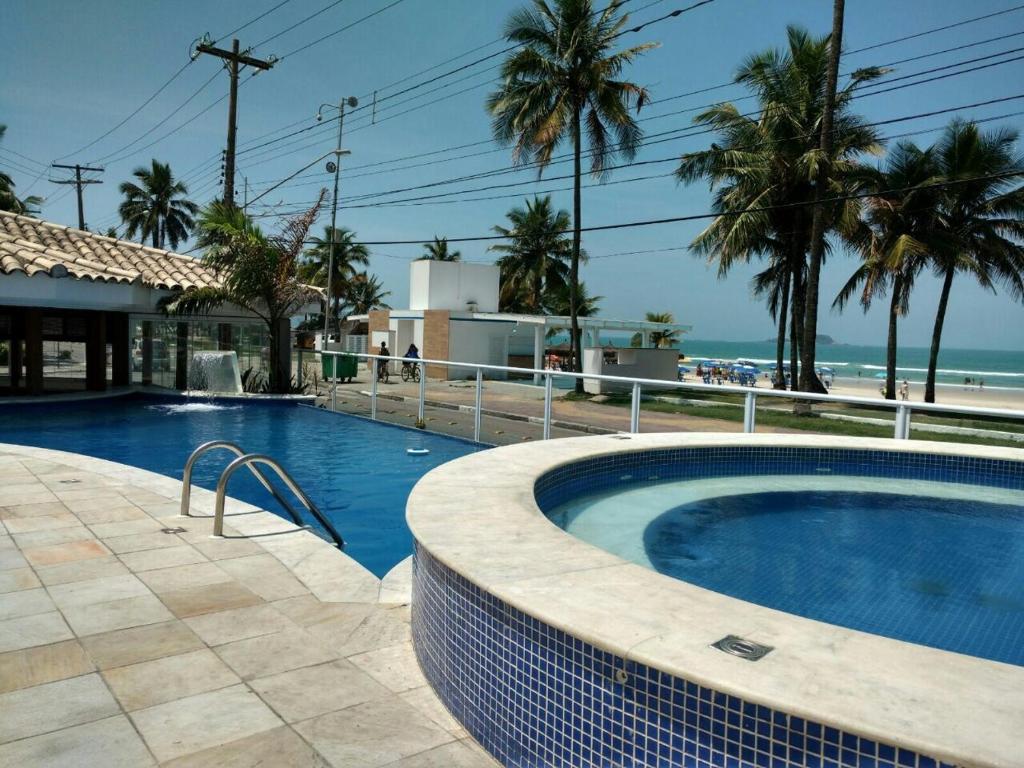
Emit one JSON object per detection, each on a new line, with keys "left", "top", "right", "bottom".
{"left": 676, "top": 26, "right": 884, "bottom": 391}
{"left": 347, "top": 272, "right": 392, "bottom": 314}
{"left": 490, "top": 195, "right": 573, "bottom": 312}
{"left": 299, "top": 226, "right": 369, "bottom": 331}
{"left": 419, "top": 237, "right": 461, "bottom": 261}
{"left": 0, "top": 125, "right": 42, "bottom": 214}
{"left": 646, "top": 311, "right": 680, "bottom": 348}
{"left": 835, "top": 141, "right": 939, "bottom": 399}
{"left": 161, "top": 196, "right": 325, "bottom": 393}
{"left": 489, "top": 0, "right": 654, "bottom": 393}
{"left": 118, "top": 160, "right": 198, "bottom": 250}
{"left": 922, "top": 120, "right": 1024, "bottom": 402}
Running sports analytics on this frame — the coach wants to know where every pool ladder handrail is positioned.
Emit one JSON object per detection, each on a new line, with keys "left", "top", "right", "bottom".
{"left": 180, "top": 441, "right": 303, "bottom": 527}
{"left": 212, "top": 453, "right": 345, "bottom": 549}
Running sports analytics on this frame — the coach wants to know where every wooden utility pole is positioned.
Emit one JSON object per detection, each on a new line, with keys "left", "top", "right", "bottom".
{"left": 799, "top": 0, "right": 845, "bottom": 395}
{"left": 194, "top": 38, "right": 274, "bottom": 206}
{"left": 50, "top": 163, "right": 103, "bottom": 230}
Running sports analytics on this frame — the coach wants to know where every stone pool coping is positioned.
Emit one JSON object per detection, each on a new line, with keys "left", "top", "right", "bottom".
{"left": 406, "top": 432, "right": 1024, "bottom": 768}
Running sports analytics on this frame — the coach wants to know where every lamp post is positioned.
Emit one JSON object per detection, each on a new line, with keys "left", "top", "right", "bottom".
{"left": 316, "top": 96, "right": 358, "bottom": 347}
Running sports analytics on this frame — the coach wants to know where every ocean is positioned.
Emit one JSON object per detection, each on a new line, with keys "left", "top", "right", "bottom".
{"left": 549, "top": 333, "right": 1024, "bottom": 391}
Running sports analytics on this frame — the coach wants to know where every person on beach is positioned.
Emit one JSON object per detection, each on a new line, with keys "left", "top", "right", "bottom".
{"left": 980, "top": 379, "right": 985, "bottom": 390}
{"left": 900, "top": 380, "right": 909, "bottom": 401}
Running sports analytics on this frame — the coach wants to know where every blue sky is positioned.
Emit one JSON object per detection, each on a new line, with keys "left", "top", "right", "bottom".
{"left": 3, "top": 0, "right": 1024, "bottom": 350}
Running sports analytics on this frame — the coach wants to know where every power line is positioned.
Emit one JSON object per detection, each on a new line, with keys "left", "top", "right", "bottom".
{"left": 251, "top": 0, "right": 349, "bottom": 49}
{"left": 847, "top": 3, "right": 1024, "bottom": 54}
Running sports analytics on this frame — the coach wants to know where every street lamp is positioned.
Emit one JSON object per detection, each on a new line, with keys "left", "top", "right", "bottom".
{"left": 316, "top": 96, "right": 359, "bottom": 347}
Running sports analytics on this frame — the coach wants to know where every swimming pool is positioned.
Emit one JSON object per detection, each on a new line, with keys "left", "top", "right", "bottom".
{"left": 0, "top": 394, "right": 480, "bottom": 577}
{"left": 541, "top": 448, "right": 1024, "bottom": 666}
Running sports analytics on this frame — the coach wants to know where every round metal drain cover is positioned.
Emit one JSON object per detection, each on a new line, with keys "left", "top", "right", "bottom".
{"left": 711, "top": 635, "right": 773, "bottom": 661}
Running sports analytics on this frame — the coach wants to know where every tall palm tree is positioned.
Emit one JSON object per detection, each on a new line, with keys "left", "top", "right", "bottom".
{"left": 419, "top": 237, "right": 461, "bottom": 261}
{"left": 490, "top": 195, "right": 573, "bottom": 312}
{"left": 0, "top": 125, "right": 42, "bottom": 214}
{"left": 299, "top": 226, "right": 369, "bottom": 330}
{"left": 118, "top": 160, "right": 198, "bottom": 250}
{"left": 347, "top": 272, "right": 392, "bottom": 315}
{"left": 676, "top": 26, "right": 884, "bottom": 391}
{"left": 835, "top": 141, "right": 939, "bottom": 399}
{"left": 489, "top": 0, "right": 654, "bottom": 393}
{"left": 162, "top": 196, "right": 324, "bottom": 393}
{"left": 923, "top": 120, "right": 1024, "bottom": 402}
{"left": 645, "top": 311, "right": 680, "bottom": 348}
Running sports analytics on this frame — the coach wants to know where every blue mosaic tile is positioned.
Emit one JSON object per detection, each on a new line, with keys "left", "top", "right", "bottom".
{"left": 412, "top": 544, "right": 959, "bottom": 768}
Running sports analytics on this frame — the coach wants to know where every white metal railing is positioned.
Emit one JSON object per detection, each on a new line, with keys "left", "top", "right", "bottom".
{"left": 312, "top": 350, "right": 1024, "bottom": 444}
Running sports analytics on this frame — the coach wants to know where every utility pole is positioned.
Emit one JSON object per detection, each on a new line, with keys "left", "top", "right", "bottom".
{"left": 50, "top": 163, "right": 103, "bottom": 230}
{"left": 799, "top": 0, "right": 845, "bottom": 397}
{"left": 193, "top": 37, "right": 275, "bottom": 206}
{"left": 317, "top": 97, "right": 358, "bottom": 345}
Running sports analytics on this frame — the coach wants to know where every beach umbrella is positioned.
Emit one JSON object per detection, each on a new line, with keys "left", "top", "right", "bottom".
{"left": 677, "top": 365, "right": 692, "bottom": 373}
{"left": 873, "top": 372, "right": 887, "bottom": 379}
{"left": 819, "top": 366, "right": 834, "bottom": 374}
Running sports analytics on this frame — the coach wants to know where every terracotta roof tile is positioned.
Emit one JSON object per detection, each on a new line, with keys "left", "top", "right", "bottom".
{"left": 0, "top": 210, "right": 222, "bottom": 290}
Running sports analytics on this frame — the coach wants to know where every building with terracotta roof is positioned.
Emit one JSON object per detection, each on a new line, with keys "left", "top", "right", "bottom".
{"left": 0, "top": 211, "right": 300, "bottom": 395}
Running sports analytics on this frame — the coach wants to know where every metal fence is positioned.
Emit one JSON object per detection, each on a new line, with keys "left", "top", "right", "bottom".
{"left": 315, "top": 350, "right": 1024, "bottom": 444}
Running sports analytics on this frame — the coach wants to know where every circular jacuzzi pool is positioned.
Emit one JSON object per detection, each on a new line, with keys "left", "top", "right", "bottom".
{"left": 539, "top": 446, "right": 1024, "bottom": 666}
{"left": 407, "top": 434, "right": 1024, "bottom": 768}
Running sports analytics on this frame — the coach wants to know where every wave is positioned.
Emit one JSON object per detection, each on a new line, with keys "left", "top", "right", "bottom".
{"left": 147, "top": 403, "right": 243, "bottom": 414}
{"left": 859, "top": 365, "right": 1024, "bottom": 378}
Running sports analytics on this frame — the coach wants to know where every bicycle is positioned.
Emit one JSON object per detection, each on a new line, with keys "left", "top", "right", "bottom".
{"left": 376, "top": 362, "right": 390, "bottom": 384}
{"left": 401, "top": 361, "right": 421, "bottom": 383}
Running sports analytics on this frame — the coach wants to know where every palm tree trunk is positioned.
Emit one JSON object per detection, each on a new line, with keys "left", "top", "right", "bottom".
{"left": 884, "top": 282, "right": 900, "bottom": 400}
{"left": 151, "top": 227, "right": 159, "bottom": 249}
{"left": 800, "top": 0, "right": 845, "bottom": 396}
{"left": 570, "top": 104, "right": 584, "bottom": 394}
{"left": 774, "top": 265, "right": 790, "bottom": 390}
{"left": 925, "top": 267, "right": 955, "bottom": 403}
{"left": 790, "top": 266, "right": 803, "bottom": 391}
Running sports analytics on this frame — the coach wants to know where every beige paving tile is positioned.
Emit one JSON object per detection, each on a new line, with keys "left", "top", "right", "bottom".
{"left": 184, "top": 603, "right": 297, "bottom": 646}
{"left": 0, "top": 566, "right": 40, "bottom": 593}
{"left": 0, "top": 715, "right": 156, "bottom": 767}
{"left": 22, "top": 538, "right": 110, "bottom": 567}
{"left": 215, "top": 626, "right": 340, "bottom": 680}
{"left": 137, "top": 561, "right": 233, "bottom": 594}
{"left": 307, "top": 603, "right": 411, "bottom": 657}
{"left": 81, "top": 619, "right": 204, "bottom": 670}
{"left": 119, "top": 543, "right": 208, "bottom": 572}
{"left": 0, "top": 672, "right": 120, "bottom": 743}
{"left": 0, "top": 611, "right": 73, "bottom": 653}
{"left": 295, "top": 697, "right": 455, "bottom": 768}
{"left": 13, "top": 524, "right": 95, "bottom": 548}
{"left": 250, "top": 659, "right": 392, "bottom": 723}
{"left": 34, "top": 554, "right": 129, "bottom": 585}
{"left": 349, "top": 642, "right": 428, "bottom": 693}
{"left": 2, "top": 488, "right": 58, "bottom": 506}
{"left": 103, "top": 647, "right": 240, "bottom": 710}
{"left": 0, "top": 639, "right": 94, "bottom": 694}
{"left": 400, "top": 685, "right": 467, "bottom": 736}
{"left": 75, "top": 504, "right": 149, "bottom": 524}
{"left": 159, "top": 724, "right": 325, "bottom": 767}
{"left": 62, "top": 594, "right": 174, "bottom": 636}
{"left": 272, "top": 594, "right": 368, "bottom": 627}
{"left": 130, "top": 684, "right": 283, "bottom": 763}
{"left": 0, "top": 512, "right": 80, "bottom": 533}
{"left": 385, "top": 739, "right": 497, "bottom": 767}
{"left": 48, "top": 573, "right": 151, "bottom": 609}
{"left": 0, "top": 546, "right": 28, "bottom": 571}
{"left": 0, "top": 500, "right": 73, "bottom": 520}
{"left": 88, "top": 517, "right": 164, "bottom": 538}
{"left": 104, "top": 530, "right": 186, "bottom": 554}
{"left": 216, "top": 554, "right": 310, "bottom": 600}
{"left": 160, "top": 580, "right": 264, "bottom": 619}
{"left": 0, "top": 587, "right": 55, "bottom": 620}
{"left": 190, "top": 534, "right": 265, "bottom": 560}
{"left": 55, "top": 489, "right": 130, "bottom": 507}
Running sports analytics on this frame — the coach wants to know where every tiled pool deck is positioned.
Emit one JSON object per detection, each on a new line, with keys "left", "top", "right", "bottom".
{"left": 0, "top": 445, "right": 496, "bottom": 767}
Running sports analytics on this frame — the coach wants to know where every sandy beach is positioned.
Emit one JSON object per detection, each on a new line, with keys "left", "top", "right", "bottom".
{"left": 825, "top": 376, "right": 1024, "bottom": 410}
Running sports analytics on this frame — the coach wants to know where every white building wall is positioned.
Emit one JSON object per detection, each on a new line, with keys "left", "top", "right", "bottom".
{"left": 583, "top": 347, "right": 679, "bottom": 394}
{"left": 408, "top": 261, "right": 500, "bottom": 312}
{"left": 446, "top": 319, "right": 513, "bottom": 379}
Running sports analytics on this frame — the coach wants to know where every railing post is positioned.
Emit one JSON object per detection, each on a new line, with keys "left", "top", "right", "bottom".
{"left": 418, "top": 360, "right": 426, "bottom": 423}
{"left": 743, "top": 391, "right": 757, "bottom": 433}
{"left": 330, "top": 353, "right": 337, "bottom": 411}
{"left": 543, "top": 373, "right": 553, "bottom": 440}
{"left": 630, "top": 381, "right": 641, "bottom": 433}
{"left": 297, "top": 349, "right": 303, "bottom": 390}
{"left": 474, "top": 368, "right": 483, "bottom": 443}
{"left": 370, "top": 357, "right": 378, "bottom": 421}
{"left": 894, "top": 404, "right": 907, "bottom": 439}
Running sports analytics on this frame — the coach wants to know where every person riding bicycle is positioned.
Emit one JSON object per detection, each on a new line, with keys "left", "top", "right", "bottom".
{"left": 377, "top": 341, "right": 390, "bottom": 381}
{"left": 402, "top": 344, "right": 420, "bottom": 381}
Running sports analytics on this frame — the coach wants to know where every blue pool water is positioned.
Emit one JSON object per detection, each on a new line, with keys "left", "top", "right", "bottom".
{"left": 548, "top": 474, "right": 1024, "bottom": 666}
{"left": 0, "top": 394, "right": 479, "bottom": 577}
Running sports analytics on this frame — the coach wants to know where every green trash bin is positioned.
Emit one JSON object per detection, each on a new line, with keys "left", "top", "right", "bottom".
{"left": 322, "top": 353, "right": 358, "bottom": 382}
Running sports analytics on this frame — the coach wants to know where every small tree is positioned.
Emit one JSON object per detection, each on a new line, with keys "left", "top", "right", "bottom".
{"left": 419, "top": 237, "right": 461, "bottom": 261}
{"left": 161, "top": 194, "right": 326, "bottom": 393}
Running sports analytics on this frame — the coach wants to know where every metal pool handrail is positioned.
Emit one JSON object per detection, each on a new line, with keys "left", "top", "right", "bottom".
{"left": 313, "top": 350, "right": 1024, "bottom": 443}
{"left": 212, "top": 453, "right": 345, "bottom": 549}
{"left": 180, "top": 440, "right": 303, "bottom": 527}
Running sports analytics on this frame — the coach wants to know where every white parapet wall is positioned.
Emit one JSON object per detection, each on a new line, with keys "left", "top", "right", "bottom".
{"left": 408, "top": 260, "right": 500, "bottom": 313}
{"left": 582, "top": 347, "right": 679, "bottom": 394}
